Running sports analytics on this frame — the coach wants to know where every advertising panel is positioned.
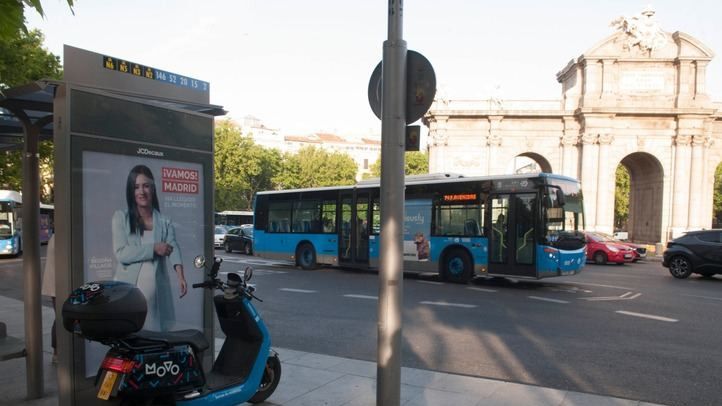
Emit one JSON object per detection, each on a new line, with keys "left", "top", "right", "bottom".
{"left": 403, "top": 199, "right": 432, "bottom": 262}
{"left": 80, "top": 150, "right": 206, "bottom": 374}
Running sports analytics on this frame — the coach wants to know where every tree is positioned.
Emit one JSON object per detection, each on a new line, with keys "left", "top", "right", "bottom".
{"left": 614, "top": 164, "right": 630, "bottom": 230}
{"left": 713, "top": 163, "right": 722, "bottom": 227}
{"left": 0, "top": 0, "right": 74, "bottom": 43}
{"left": 214, "top": 120, "right": 280, "bottom": 211}
{"left": 0, "top": 28, "right": 62, "bottom": 203}
{"left": 364, "top": 151, "right": 429, "bottom": 179}
{"left": 274, "top": 146, "right": 357, "bottom": 189}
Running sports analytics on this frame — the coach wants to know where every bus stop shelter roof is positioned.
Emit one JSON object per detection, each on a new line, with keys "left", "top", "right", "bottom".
{"left": 0, "top": 79, "right": 226, "bottom": 151}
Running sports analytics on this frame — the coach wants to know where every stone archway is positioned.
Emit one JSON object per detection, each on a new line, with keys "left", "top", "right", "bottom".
{"left": 618, "top": 152, "right": 664, "bottom": 243}
{"left": 507, "top": 152, "right": 552, "bottom": 174}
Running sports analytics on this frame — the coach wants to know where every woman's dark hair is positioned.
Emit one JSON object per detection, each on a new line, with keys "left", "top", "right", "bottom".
{"left": 126, "top": 165, "right": 160, "bottom": 235}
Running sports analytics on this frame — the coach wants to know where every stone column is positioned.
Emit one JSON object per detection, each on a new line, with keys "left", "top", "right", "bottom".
{"left": 670, "top": 134, "right": 692, "bottom": 237}
{"left": 687, "top": 134, "right": 706, "bottom": 228}
{"left": 427, "top": 118, "right": 448, "bottom": 173}
{"left": 595, "top": 134, "right": 615, "bottom": 234}
{"left": 580, "top": 133, "right": 599, "bottom": 230}
{"left": 561, "top": 117, "right": 579, "bottom": 178}
{"left": 675, "top": 60, "right": 692, "bottom": 107}
{"left": 487, "top": 116, "right": 503, "bottom": 175}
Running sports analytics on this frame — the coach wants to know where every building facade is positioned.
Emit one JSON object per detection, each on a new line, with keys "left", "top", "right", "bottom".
{"left": 423, "top": 9, "right": 722, "bottom": 246}
{"left": 239, "top": 115, "right": 381, "bottom": 180}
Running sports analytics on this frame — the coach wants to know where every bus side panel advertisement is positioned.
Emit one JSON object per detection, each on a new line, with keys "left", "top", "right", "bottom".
{"left": 403, "top": 199, "right": 432, "bottom": 262}
{"left": 81, "top": 150, "right": 204, "bottom": 375}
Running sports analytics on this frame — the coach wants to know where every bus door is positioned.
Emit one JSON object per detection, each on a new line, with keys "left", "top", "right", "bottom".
{"left": 487, "top": 193, "right": 537, "bottom": 277}
{"left": 338, "top": 192, "right": 370, "bottom": 265}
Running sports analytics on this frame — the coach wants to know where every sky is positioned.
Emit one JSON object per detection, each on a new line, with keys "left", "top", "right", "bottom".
{"left": 26, "top": 0, "right": 722, "bottom": 137}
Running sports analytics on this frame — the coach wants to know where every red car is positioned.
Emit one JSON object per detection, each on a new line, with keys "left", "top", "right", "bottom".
{"left": 598, "top": 233, "right": 648, "bottom": 262}
{"left": 583, "top": 231, "right": 636, "bottom": 265}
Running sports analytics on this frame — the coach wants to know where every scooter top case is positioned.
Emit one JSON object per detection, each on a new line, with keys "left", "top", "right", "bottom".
{"left": 62, "top": 281, "right": 147, "bottom": 340}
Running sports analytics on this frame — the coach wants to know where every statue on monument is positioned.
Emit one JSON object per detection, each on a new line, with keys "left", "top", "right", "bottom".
{"left": 610, "top": 6, "right": 668, "bottom": 52}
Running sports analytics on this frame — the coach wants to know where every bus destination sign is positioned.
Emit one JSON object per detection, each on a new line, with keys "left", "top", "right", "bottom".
{"left": 102, "top": 55, "right": 209, "bottom": 93}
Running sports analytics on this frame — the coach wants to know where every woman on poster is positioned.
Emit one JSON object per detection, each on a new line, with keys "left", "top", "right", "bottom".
{"left": 112, "top": 164, "right": 187, "bottom": 331}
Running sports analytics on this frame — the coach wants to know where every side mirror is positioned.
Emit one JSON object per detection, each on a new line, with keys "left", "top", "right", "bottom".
{"left": 193, "top": 255, "right": 206, "bottom": 269}
{"left": 243, "top": 266, "right": 254, "bottom": 282}
{"left": 556, "top": 188, "right": 566, "bottom": 206}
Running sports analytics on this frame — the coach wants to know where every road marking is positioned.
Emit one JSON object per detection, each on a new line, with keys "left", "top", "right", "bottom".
{"left": 615, "top": 310, "right": 678, "bottom": 323}
{"left": 417, "top": 280, "right": 444, "bottom": 285}
{"left": 343, "top": 294, "right": 378, "bottom": 300}
{"left": 279, "top": 288, "right": 317, "bottom": 294}
{"left": 420, "top": 301, "right": 477, "bottom": 308}
{"left": 528, "top": 296, "right": 570, "bottom": 304}
{"left": 582, "top": 292, "right": 642, "bottom": 301}
{"left": 467, "top": 287, "right": 498, "bottom": 293}
{"left": 555, "top": 281, "right": 633, "bottom": 290}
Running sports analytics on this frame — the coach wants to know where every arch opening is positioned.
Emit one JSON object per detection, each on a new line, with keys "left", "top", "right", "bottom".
{"left": 713, "top": 162, "right": 722, "bottom": 228}
{"left": 508, "top": 153, "right": 553, "bottom": 174}
{"left": 616, "top": 152, "right": 664, "bottom": 244}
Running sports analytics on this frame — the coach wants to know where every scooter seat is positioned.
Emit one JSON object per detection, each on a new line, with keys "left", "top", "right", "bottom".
{"left": 134, "top": 329, "right": 210, "bottom": 353}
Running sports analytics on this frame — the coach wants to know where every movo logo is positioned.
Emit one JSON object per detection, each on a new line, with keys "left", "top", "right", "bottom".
{"left": 137, "top": 147, "right": 164, "bottom": 157}
{"left": 145, "top": 361, "right": 180, "bottom": 377}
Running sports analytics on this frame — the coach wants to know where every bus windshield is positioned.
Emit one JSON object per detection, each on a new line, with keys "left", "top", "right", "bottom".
{"left": 0, "top": 203, "right": 15, "bottom": 239}
{"left": 543, "top": 181, "right": 585, "bottom": 250}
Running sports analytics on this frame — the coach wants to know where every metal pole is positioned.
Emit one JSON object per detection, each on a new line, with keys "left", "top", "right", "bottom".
{"left": 377, "top": 1, "right": 406, "bottom": 405}
{"left": 21, "top": 120, "right": 44, "bottom": 399}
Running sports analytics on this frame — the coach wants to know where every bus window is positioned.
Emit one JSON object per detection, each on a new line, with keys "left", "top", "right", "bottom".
{"left": 433, "top": 202, "right": 484, "bottom": 237}
{"left": 321, "top": 200, "right": 336, "bottom": 233}
{"left": 268, "top": 201, "right": 292, "bottom": 233}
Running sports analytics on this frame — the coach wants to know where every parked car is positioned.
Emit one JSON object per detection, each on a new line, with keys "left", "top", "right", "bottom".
{"left": 214, "top": 225, "right": 229, "bottom": 248}
{"left": 224, "top": 224, "right": 254, "bottom": 255}
{"left": 583, "top": 231, "right": 636, "bottom": 265}
{"left": 663, "top": 229, "right": 722, "bottom": 279}
{"left": 596, "top": 232, "right": 647, "bottom": 261}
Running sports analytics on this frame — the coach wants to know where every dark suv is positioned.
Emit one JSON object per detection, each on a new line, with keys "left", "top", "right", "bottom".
{"left": 663, "top": 229, "right": 722, "bottom": 279}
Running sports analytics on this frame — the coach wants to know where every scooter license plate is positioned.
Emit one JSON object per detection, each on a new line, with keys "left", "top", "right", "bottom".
{"left": 97, "top": 371, "right": 118, "bottom": 400}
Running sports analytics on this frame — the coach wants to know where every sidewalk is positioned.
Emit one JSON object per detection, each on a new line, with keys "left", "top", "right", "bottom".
{"left": 0, "top": 295, "right": 666, "bottom": 406}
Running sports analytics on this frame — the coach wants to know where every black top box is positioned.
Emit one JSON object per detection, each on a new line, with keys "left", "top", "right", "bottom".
{"left": 62, "top": 281, "right": 147, "bottom": 340}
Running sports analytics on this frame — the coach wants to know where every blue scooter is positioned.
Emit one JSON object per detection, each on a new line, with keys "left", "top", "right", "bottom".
{"left": 62, "top": 256, "right": 281, "bottom": 405}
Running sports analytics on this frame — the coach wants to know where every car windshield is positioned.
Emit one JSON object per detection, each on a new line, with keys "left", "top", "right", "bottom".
{"left": 215, "top": 226, "right": 226, "bottom": 234}
{"left": 589, "top": 232, "right": 615, "bottom": 242}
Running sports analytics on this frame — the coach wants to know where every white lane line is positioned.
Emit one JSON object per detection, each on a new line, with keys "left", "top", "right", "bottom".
{"left": 582, "top": 292, "right": 642, "bottom": 301}
{"left": 615, "top": 310, "right": 678, "bottom": 323}
{"left": 420, "top": 301, "right": 477, "bottom": 308}
{"left": 555, "top": 281, "right": 634, "bottom": 290}
{"left": 528, "top": 296, "right": 570, "bottom": 304}
{"left": 279, "top": 288, "right": 317, "bottom": 294}
{"left": 417, "top": 280, "right": 444, "bottom": 285}
{"left": 467, "top": 287, "right": 498, "bottom": 293}
{"left": 344, "top": 294, "right": 378, "bottom": 300}
{"left": 681, "top": 294, "right": 722, "bottom": 302}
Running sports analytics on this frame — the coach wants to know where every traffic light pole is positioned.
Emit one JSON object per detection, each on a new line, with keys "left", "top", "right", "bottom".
{"left": 377, "top": 1, "right": 406, "bottom": 405}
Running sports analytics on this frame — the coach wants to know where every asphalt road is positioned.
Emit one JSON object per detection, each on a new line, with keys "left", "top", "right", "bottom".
{"left": 2, "top": 249, "right": 721, "bottom": 406}
{"left": 215, "top": 253, "right": 722, "bottom": 406}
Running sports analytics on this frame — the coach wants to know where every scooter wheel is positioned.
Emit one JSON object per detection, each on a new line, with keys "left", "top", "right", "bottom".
{"left": 248, "top": 354, "right": 282, "bottom": 403}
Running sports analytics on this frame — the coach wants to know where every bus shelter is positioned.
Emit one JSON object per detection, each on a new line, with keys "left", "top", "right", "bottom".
{"left": 0, "top": 59, "right": 224, "bottom": 402}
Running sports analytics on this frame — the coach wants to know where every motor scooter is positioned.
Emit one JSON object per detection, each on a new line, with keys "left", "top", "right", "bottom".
{"left": 62, "top": 256, "right": 281, "bottom": 405}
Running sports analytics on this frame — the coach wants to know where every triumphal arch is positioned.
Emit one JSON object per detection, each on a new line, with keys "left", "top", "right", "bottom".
{"left": 424, "top": 8, "right": 722, "bottom": 246}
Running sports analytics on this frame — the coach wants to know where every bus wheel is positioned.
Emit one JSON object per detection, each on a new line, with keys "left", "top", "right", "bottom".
{"left": 442, "top": 248, "right": 472, "bottom": 284}
{"left": 297, "top": 243, "right": 317, "bottom": 270}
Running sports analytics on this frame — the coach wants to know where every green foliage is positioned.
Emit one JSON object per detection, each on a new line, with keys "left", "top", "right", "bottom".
{"left": 0, "top": 28, "right": 61, "bottom": 203}
{"left": 713, "top": 163, "right": 722, "bottom": 227}
{"left": 614, "top": 164, "right": 630, "bottom": 230}
{"left": 364, "top": 151, "right": 429, "bottom": 179}
{"left": 0, "top": 29, "right": 62, "bottom": 89}
{"left": 0, "top": 0, "right": 74, "bottom": 42}
{"left": 273, "top": 145, "right": 357, "bottom": 189}
{"left": 214, "top": 120, "right": 280, "bottom": 211}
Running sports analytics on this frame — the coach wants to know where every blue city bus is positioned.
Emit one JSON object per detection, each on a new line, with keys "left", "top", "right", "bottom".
{"left": 252, "top": 173, "right": 586, "bottom": 283}
{"left": 0, "top": 190, "right": 54, "bottom": 256}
